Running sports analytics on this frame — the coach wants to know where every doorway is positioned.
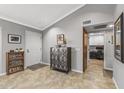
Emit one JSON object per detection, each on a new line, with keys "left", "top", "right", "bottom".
{"left": 83, "top": 28, "right": 104, "bottom": 72}
{"left": 83, "top": 22, "right": 113, "bottom": 73}
{"left": 25, "top": 31, "right": 42, "bottom": 67}
{"left": 88, "top": 32, "right": 104, "bottom": 71}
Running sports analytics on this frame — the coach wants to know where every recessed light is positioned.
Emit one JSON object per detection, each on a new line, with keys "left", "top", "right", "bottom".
{"left": 108, "top": 24, "right": 114, "bottom": 28}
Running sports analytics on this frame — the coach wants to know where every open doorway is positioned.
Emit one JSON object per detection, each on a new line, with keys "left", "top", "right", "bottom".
{"left": 88, "top": 31, "right": 104, "bottom": 71}
{"left": 83, "top": 22, "right": 114, "bottom": 75}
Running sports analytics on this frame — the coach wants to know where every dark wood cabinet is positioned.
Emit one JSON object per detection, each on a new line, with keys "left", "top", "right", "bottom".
{"left": 50, "top": 47, "right": 71, "bottom": 73}
{"left": 6, "top": 52, "right": 24, "bottom": 75}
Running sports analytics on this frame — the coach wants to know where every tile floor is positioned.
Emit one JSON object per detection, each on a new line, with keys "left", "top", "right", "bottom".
{"left": 0, "top": 59, "right": 115, "bottom": 89}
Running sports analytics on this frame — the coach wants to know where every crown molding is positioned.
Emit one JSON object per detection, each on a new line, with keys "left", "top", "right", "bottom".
{"left": 0, "top": 5, "right": 85, "bottom": 31}
{"left": 42, "top": 4, "right": 86, "bottom": 30}
{"left": 0, "top": 16, "right": 42, "bottom": 31}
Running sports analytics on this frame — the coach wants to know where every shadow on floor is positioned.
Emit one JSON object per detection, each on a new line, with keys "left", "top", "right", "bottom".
{"left": 103, "top": 69, "right": 113, "bottom": 78}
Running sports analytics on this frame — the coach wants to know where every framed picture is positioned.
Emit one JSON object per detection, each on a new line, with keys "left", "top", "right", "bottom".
{"left": 57, "top": 34, "right": 65, "bottom": 45}
{"left": 8, "top": 34, "right": 21, "bottom": 44}
{"left": 114, "top": 12, "right": 124, "bottom": 63}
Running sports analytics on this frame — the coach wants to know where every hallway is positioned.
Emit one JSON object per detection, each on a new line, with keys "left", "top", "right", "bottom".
{"left": 83, "top": 59, "right": 115, "bottom": 88}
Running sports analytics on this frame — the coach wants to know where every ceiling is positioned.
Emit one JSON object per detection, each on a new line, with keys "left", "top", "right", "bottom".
{"left": 0, "top": 4, "right": 85, "bottom": 30}
{"left": 84, "top": 22, "right": 113, "bottom": 33}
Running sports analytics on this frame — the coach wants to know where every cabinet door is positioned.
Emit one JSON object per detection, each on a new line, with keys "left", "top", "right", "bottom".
{"left": 51, "top": 48, "right": 59, "bottom": 67}
{"left": 50, "top": 47, "right": 55, "bottom": 60}
{"left": 54, "top": 48, "right": 59, "bottom": 65}
{"left": 59, "top": 48, "right": 67, "bottom": 70}
{"left": 50, "top": 48, "right": 54, "bottom": 66}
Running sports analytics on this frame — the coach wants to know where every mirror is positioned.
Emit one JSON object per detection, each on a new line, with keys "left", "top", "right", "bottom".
{"left": 114, "top": 13, "right": 124, "bottom": 63}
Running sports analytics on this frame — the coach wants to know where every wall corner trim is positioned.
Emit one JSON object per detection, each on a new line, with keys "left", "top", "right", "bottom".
{"left": 104, "top": 67, "right": 113, "bottom": 71}
{"left": 71, "top": 69, "right": 83, "bottom": 73}
{"left": 112, "top": 77, "right": 119, "bottom": 89}
{"left": 0, "top": 16, "right": 42, "bottom": 31}
{"left": 42, "top": 4, "right": 85, "bottom": 30}
{"left": 41, "top": 62, "right": 83, "bottom": 73}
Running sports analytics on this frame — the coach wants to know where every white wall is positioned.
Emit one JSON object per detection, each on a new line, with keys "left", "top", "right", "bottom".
{"left": 42, "top": 4, "right": 115, "bottom": 72}
{"left": 0, "top": 18, "right": 41, "bottom": 74}
{"left": 113, "top": 4, "right": 124, "bottom": 89}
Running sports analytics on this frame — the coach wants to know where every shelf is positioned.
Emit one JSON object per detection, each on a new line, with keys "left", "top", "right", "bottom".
{"left": 6, "top": 52, "right": 24, "bottom": 75}
{"left": 8, "top": 58, "right": 24, "bottom": 62}
{"left": 9, "top": 64, "right": 24, "bottom": 68}
{"left": 8, "top": 69, "right": 24, "bottom": 75}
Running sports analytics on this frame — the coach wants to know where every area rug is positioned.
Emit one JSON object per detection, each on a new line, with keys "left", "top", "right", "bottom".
{"left": 27, "top": 63, "right": 48, "bottom": 71}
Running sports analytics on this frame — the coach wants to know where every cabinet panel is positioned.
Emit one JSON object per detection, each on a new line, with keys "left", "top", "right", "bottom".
{"left": 50, "top": 47, "right": 71, "bottom": 73}
{"left": 6, "top": 52, "right": 24, "bottom": 75}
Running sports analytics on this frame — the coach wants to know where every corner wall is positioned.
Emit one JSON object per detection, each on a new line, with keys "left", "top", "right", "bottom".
{"left": 0, "top": 18, "right": 41, "bottom": 74}
{"left": 42, "top": 4, "right": 115, "bottom": 72}
{"left": 113, "top": 4, "right": 124, "bottom": 89}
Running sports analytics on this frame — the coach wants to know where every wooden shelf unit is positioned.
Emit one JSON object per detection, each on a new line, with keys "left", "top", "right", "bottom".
{"left": 6, "top": 52, "right": 24, "bottom": 75}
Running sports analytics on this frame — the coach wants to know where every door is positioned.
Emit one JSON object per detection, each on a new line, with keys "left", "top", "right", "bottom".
{"left": 83, "top": 28, "right": 88, "bottom": 72}
{"left": 25, "top": 31, "right": 42, "bottom": 67}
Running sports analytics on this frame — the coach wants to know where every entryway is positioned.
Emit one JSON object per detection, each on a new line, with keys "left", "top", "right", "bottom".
{"left": 83, "top": 22, "right": 114, "bottom": 74}
{"left": 25, "top": 31, "right": 42, "bottom": 68}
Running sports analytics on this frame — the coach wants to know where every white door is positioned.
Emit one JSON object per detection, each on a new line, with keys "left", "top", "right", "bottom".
{"left": 0, "top": 27, "right": 2, "bottom": 74}
{"left": 25, "top": 31, "right": 42, "bottom": 67}
{"left": 104, "top": 30, "right": 114, "bottom": 70}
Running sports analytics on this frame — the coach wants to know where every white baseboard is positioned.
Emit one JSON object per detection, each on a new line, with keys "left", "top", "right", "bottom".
{"left": 0, "top": 73, "right": 6, "bottom": 76}
{"left": 24, "top": 66, "right": 27, "bottom": 69}
{"left": 104, "top": 67, "right": 113, "bottom": 71}
{"left": 41, "top": 62, "right": 50, "bottom": 66}
{"left": 72, "top": 69, "right": 83, "bottom": 73}
{"left": 112, "top": 77, "right": 119, "bottom": 89}
{"left": 41, "top": 62, "right": 82, "bottom": 73}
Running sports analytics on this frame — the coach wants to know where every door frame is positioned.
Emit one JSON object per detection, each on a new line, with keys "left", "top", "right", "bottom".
{"left": 0, "top": 27, "right": 2, "bottom": 74}
{"left": 82, "top": 22, "right": 113, "bottom": 73}
{"left": 83, "top": 27, "right": 88, "bottom": 72}
{"left": 25, "top": 30, "right": 42, "bottom": 68}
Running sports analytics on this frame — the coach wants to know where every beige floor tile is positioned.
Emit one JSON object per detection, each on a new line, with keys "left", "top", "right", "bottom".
{"left": 0, "top": 59, "right": 116, "bottom": 89}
